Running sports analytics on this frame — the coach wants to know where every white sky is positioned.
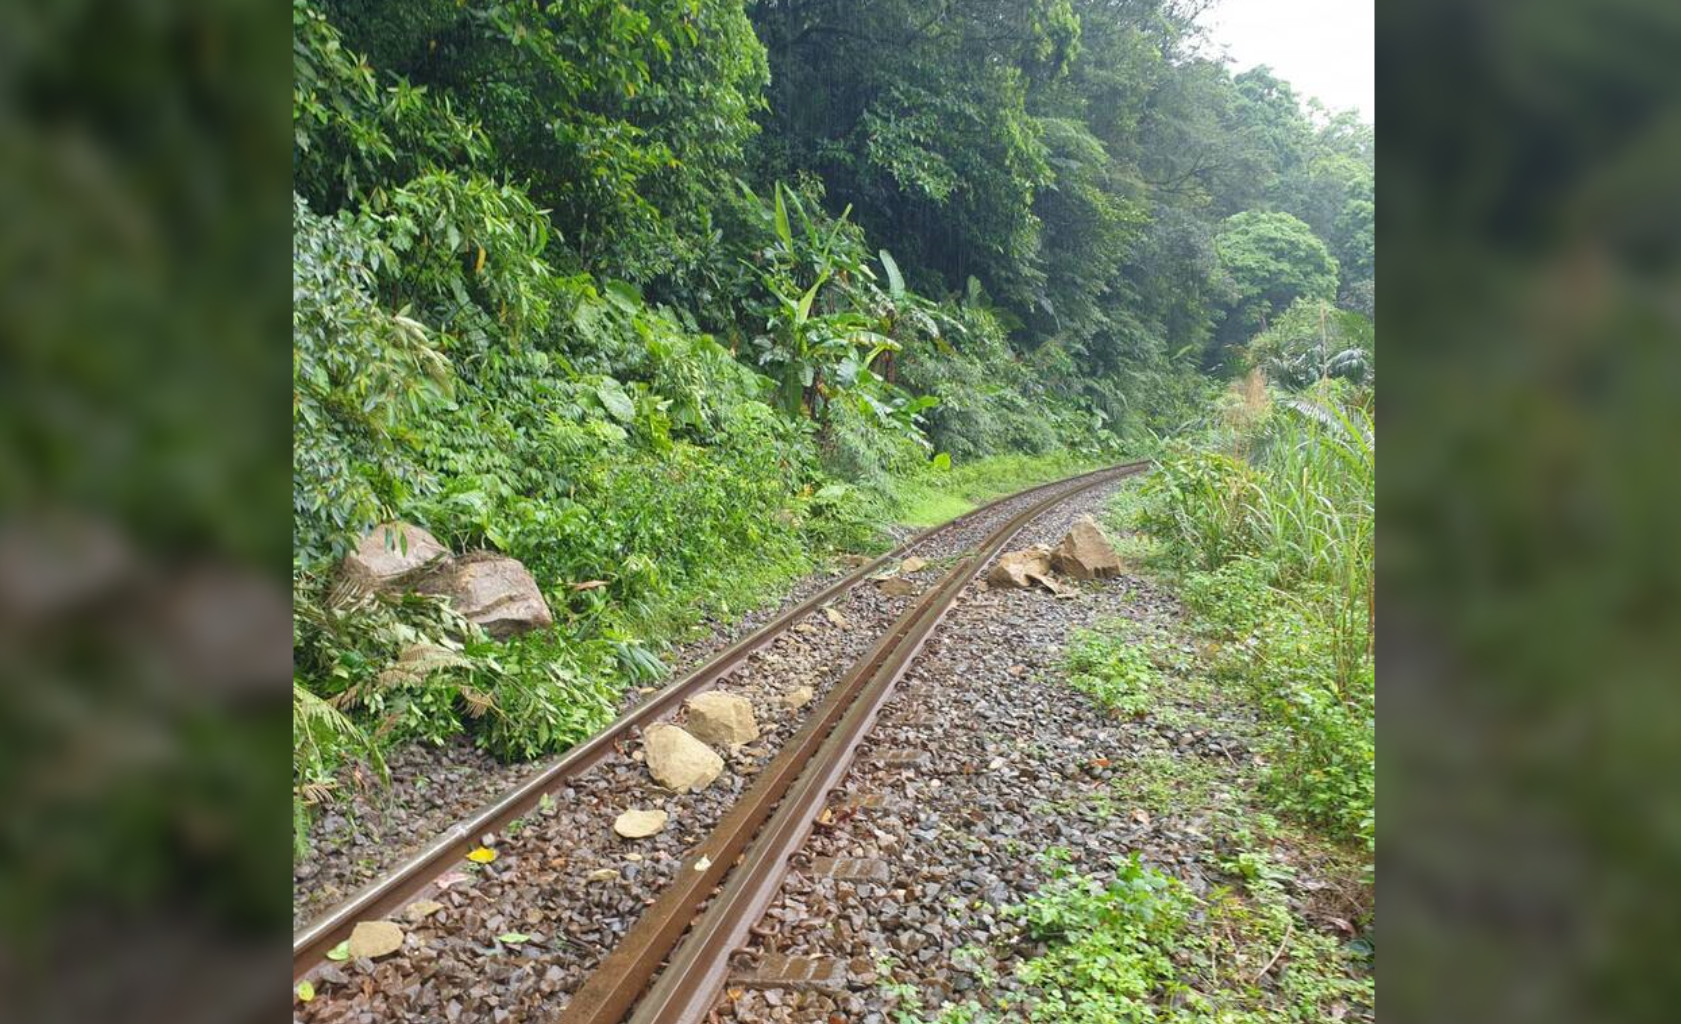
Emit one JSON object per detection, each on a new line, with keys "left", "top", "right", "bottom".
{"left": 1197, "top": 0, "right": 1374, "bottom": 123}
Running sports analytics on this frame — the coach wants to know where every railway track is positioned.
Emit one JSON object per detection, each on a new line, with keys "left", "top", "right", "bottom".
{"left": 294, "top": 462, "right": 1146, "bottom": 1015}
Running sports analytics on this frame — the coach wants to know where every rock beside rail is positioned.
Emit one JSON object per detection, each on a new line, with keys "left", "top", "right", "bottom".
{"left": 877, "top": 577, "right": 918, "bottom": 597}
{"left": 685, "top": 691, "right": 760, "bottom": 747}
{"left": 1051, "top": 516, "right": 1123, "bottom": 580}
{"left": 341, "top": 522, "right": 449, "bottom": 590}
{"left": 986, "top": 546, "right": 1054, "bottom": 590}
{"left": 347, "top": 920, "right": 405, "bottom": 959}
{"left": 613, "top": 808, "right": 669, "bottom": 839}
{"left": 644, "top": 724, "right": 725, "bottom": 792}
{"left": 417, "top": 551, "right": 553, "bottom": 639}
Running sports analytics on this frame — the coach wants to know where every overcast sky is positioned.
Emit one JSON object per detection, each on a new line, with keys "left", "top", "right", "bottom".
{"left": 1198, "top": 0, "right": 1374, "bottom": 123}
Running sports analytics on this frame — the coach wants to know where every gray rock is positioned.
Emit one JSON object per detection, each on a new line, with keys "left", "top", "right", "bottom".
{"left": 342, "top": 522, "right": 449, "bottom": 590}
{"left": 417, "top": 551, "right": 553, "bottom": 638}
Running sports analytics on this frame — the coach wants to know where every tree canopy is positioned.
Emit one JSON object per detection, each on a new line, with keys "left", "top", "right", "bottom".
{"left": 291, "top": 0, "right": 1375, "bottom": 798}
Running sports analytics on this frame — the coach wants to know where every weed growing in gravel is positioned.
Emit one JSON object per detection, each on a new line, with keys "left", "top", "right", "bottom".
{"left": 1005, "top": 848, "right": 1373, "bottom": 1023}
{"left": 1063, "top": 626, "right": 1157, "bottom": 718}
{"left": 1122, "top": 387, "right": 1375, "bottom": 855}
{"left": 1008, "top": 850, "right": 1194, "bottom": 1023}
{"left": 1115, "top": 749, "right": 1223, "bottom": 818}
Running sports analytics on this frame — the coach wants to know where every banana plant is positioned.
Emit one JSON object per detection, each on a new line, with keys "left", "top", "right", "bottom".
{"left": 749, "top": 268, "right": 897, "bottom": 418}
{"left": 740, "top": 182, "right": 893, "bottom": 417}
{"left": 862, "top": 248, "right": 963, "bottom": 382}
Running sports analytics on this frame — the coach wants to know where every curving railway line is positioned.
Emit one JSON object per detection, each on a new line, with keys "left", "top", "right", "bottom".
{"left": 294, "top": 462, "right": 1148, "bottom": 1021}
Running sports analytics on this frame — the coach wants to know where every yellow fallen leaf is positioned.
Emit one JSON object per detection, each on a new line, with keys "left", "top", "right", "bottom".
{"left": 467, "top": 846, "right": 498, "bottom": 864}
{"left": 296, "top": 981, "right": 315, "bottom": 1002}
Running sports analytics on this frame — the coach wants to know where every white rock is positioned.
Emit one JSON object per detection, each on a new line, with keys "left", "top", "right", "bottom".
{"left": 685, "top": 691, "right": 759, "bottom": 747}
{"left": 644, "top": 723, "right": 724, "bottom": 792}
{"left": 347, "top": 920, "right": 404, "bottom": 959}
{"left": 341, "top": 523, "right": 448, "bottom": 590}
{"left": 416, "top": 551, "right": 553, "bottom": 639}
{"left": 1051, "top": 516, "right": 1123, "bottom": 579}
{"left": 613, "top": 808, "right": 669, "bottom": 838}
{"left": 878, "top": 577, "right": 917, "bottom": 597}
{"left": 986, "top": 546, "right": 1053, "bottom": 589}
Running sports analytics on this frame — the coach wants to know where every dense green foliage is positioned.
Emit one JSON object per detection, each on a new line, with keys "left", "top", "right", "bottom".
{"left": 1133, "top": 381, "right": 1375, "bottom": 849}
{"left": 291, "top": 0, "right": 1374, "bottom": 834}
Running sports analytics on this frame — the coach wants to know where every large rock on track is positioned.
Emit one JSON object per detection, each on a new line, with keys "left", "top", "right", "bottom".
{"left": 644, "top": 723, "right": 725, "bottom": 793}
{"left": 341, "top": 522, "right": 449, "bottom": 590}
{"left": 417, "top": 551, "right": 553, "bottom": 638}
{"left": 1051, "top": 515, "right": 1123, "bottom": 580}
{"left": 685, "top": 691, "right": 760, "bottom": 747}
{"left": 986, "top": 546, "right": 1054, "bottom": 589}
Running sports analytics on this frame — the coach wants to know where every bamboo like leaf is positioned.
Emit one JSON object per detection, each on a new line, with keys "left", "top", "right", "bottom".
{"left": 879, "top": 249, "right": 905, "bottom": 300}
{"left": 772, "top": 184, "right": 792, "bottom": 251}
{"left": 797, "top": 278, "right": 823, "bottom": 323}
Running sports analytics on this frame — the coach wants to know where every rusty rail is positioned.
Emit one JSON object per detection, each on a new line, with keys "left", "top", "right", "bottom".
{"left": 556, "top": 462, "right": 1147, "bottom": 1024}
{"left": 293, "top": 462, "right": 1138, "bottom": 980}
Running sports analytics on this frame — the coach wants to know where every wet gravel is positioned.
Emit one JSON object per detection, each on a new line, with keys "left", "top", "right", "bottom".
{"left": 293, "top": 471, "right": 1113, "bottom": 929}
{"left": 292, "top": 473, "right": 1124, "bottom": 995}
{"left": 710, "top": 482, "right": 1358, "bottom": 1024}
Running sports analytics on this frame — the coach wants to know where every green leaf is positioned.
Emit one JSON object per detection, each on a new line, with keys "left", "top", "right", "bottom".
{"left": 498, "top": 932, "right": 531, "bottom": 945}
{"left": 603, "top": 279, "right": 642, "bottom": 313}
{"left": 879, "top": 249, "right": 905, "bottom": 300}
{"left": 772, "top": 184, "right": 793, "bottom": 252}
{"left": 326, "top": 940, "right": 351, "bottom": 962}
{"left": 296, "top": 981, "right": 316, "bottom": 1002}
{"left": 932, "top": 452, "right": 952, "bottom": 471}
{"left": 596, "top": 380, "right": 635, "bottom": 422}
{"left": 796, "top": 278, "right": 823, "bottom": 323}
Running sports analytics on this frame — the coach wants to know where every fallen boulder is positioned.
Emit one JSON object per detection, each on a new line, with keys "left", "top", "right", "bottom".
{"left": 644, "top": 723, "right": 724, "bottom": 792}
{"left": 341, "top": 522, "right": 449, "bottom": 590}
{"left": 1051, "top": 516, "right": 1123, "bottom": 580}
{"left": 417, "top": 551, "right": 553, "bottom": 639}
{"left": 781, "top": 685, "right": 815, "bottom": 711}
{"left": 685, "top": 691, "right": 760, "bottom": 747}
{"left": 985, "top": 546, "right": 1053, "bottom": 589}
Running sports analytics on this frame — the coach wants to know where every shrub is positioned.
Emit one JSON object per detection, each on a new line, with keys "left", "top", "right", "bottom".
{"left": 1064, "top": 627, "right": 1157, "bottom": 718}
{"left": 1142, "top": 383, "right": 1374, "bottom": 852}
{"left": 1009, "top": 852, "right": 1195, "bottom": 1024}
{"left": 1187, "top": 564, "right": 1375, "bottom": 851}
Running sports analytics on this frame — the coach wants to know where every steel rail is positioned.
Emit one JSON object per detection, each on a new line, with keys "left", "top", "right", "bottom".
{"left": 555, "top": 462, "right": 1147, "bottom": 1024}
{"left": 293, "top": 462, "right": 1137, "bottom": 979}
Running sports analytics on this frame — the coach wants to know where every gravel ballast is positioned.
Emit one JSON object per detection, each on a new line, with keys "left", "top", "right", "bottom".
{"left": 293, "top": 473, "right": 1129, "bottom": 1022}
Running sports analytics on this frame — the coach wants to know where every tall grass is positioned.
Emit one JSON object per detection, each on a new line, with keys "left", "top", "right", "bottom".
{"left": 1146, "top": 383, "right": 1374, "bottom": 693}
{"left": 1246, "top": 394, "right": 1374, "bottom": 690}
{"left": 1138, "top": 380, "right": 1375, "bottom": 849}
